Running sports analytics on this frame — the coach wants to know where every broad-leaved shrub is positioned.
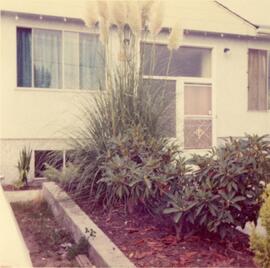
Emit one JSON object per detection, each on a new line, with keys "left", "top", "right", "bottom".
{"left": 164, "top": 135, "right": 270, "bottom": 239}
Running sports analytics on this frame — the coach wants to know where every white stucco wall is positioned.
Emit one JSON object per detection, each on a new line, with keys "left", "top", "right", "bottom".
{"left": 0, "top": 184, "right": 32, "bottom": 267}
{"left": 0, "top": 12, "right": 270, "bottom": 183}
{"left": 0, "top": 14, "right": 96, "bottom": 183}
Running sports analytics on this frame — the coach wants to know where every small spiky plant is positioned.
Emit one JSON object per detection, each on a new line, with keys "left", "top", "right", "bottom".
{"left": 17, "top": 146, "right": 32, "bottom": 187}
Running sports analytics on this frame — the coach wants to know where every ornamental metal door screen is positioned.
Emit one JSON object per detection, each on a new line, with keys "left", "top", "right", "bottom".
{"left": 184, "top": 83, "right": 212, "bottom": 149}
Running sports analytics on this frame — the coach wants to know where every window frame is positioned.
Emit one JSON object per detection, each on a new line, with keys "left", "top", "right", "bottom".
{"left": 16, "top": 25, "right": 105, "bottom": 92}
{"left": 141, "top": 39, "right": 216, "bottom": 151}
{"left": 247, "top": 47, "right": 270, "bottom": 112}
{"left": 266, "top": 50, "right": 270, "bottom": 110}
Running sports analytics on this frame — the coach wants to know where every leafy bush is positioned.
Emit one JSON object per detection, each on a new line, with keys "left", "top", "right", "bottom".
{"left": 96, "top": 126, "right": 189, "bottom": 212}
{"left": 250, "top": 185, "right": 270, "bottom": 268}
{"left": 164, "top": 135, "right": 270, "bottom": 239}
{"left": 43, "top": 163, "right": 79, "bottom": 187}
{"left": 17, "top": 146, "right": 32, "bottom": 187}
{"left": 71, "top": 125, "right": 189, "bottom": 211}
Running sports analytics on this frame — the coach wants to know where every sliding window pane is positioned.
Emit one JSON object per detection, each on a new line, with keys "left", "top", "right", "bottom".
{"left": 79, "top": 33, "right": 105, "bottom": 90}
{"left": 17, "top": 28, "right": 32, "bottom": 87}
{"left": 33, "top": 29, "right": 62, "bottom": 88}
{"left": 64, "top": 32, "right": 79, "bottom": 89}
{"left": 142, "top": 44, "right": 211, "bottom": 78}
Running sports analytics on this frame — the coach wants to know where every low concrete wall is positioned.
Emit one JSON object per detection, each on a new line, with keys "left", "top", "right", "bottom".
{"left": 0, "top": 184, "right": 32, "bottom": 267}
{"left": 5, "top": 189, "right": 41, "bottom": 203}
{"left": 42, "top": 182, "right": 135, "bottom": 268}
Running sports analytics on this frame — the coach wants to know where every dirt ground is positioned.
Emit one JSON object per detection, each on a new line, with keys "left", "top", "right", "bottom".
{"left": 3, "top": 179, "right": 45, "bottom": 191}
{"left": 11, "top": 201, "right": 78, "bottom": 267}
{"left": 77, "top": 200, "right": 256, "bottom": 267}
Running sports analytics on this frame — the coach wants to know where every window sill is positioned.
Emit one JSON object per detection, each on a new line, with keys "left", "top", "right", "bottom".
{"left": 15, "top": 87, "right": 105, "bottom": 94}
{"left": 247, "top": 110, "right": 270, "bottom": 113}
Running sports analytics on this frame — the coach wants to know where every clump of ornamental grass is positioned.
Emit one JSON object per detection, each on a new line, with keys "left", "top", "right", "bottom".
{"left": 60, "top": 1, "right": 184, "bottom": 206}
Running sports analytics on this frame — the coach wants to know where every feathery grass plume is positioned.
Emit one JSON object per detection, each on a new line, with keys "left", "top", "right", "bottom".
{"left": 111, "top": 1, "right": 128, "bottom": 28}
{"left": 148, "top": 1, "right": 164, "bottom": 36}
{"left": 97, "top": 0, "right": 109, "bottom": 20}
{"left": 127, "top": 1, "right": 142, "bottom": 36}
{"left": 140, "top": 0, "right": 154, "bottom": 27}
{"left": 82, "top": 1, "right": 98, "bottom": 28}
{"left": 168, "top": 23, "right": 183, "bottom": 50}
{"left": 99, "top": 17, "right": 109, "bottom": 45}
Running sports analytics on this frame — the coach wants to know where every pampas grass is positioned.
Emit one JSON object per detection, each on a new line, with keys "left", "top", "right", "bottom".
{"left": 83, "top": 2, "right": 98, "bottom": 28}
{"left": 66, "top": 0, "right": 183, "bottom": 203}
{"left": 148, "top": 1, "right": 164, "bottom": 35}
{"left": 99, "top": 17, "right": 109, "bottom": 45}
{"left": 168, "top": 23, "right": 183, "bottom": 50}
{"left": 140, "top": 0, "right": 155, "bottom": 27}
{"left": 111, "top": 1, "right": 128, "bottom": 28}
{"left": 127, "top": 1, "right": 142, "bottom": 36}
{"left": 97, "top": 0, "right": 109, "bottom": 20}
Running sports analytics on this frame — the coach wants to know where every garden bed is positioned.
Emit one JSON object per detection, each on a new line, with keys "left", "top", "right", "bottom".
{"left": 43, "top": 182, "right": 255, "bottom": 267}
{"left": 11, "top": 201, "right": 79, "bottom": 267}
{"left": 2, "top": 178, "right": 45, "bottom": 191}
{"left": 76, "top": 200, "right": 255, "bottom": 267}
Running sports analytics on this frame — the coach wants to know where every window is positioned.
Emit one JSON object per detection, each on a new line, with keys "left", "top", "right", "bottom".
{"left": 141, "top": 43, "right": 213, "bottom": 149}
{"left": 34, "top": 150, "right": 63, "bottom": 177}
{"left": 17, "top": 27, "right": 105, "bottom": 90}
{"left": 142, "top": 43, "right": 212, "bottom": 77}
{"left": 143, "top": 79, "right": 177, "bottom": 137}
{"left": 248, "top": 49, "right": 270, "bottom": 110}
{"left": 184, "top": 84, "right": 212, "bottom": 149}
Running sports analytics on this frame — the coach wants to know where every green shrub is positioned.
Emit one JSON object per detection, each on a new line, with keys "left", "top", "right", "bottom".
{"left": 250, "top": 185, "right": 270, "bottom": 268}
{"left": 72, "top": 125, "right": 189, "bottom": 211}
{"left": 17, "top": 146, "right": 32, "bottom": 187}
{"left": 164, "top": 135, "right": 270, "bottom": 239}
{"left": 96, "top": 126, "right": 190, "bottom": 212}
{"left": 43, "top": 163, "right": 79, "bottom": 187}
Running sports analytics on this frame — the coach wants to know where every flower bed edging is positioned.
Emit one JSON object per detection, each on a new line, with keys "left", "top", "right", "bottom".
{"left": 0, "top": 184, "right": 32, "bottom": 267}
{"left": 42, "top": 182, "right": 135, "bottom": 268}
{"left": 5, "top": 189, "right": 41, "bottom": 203}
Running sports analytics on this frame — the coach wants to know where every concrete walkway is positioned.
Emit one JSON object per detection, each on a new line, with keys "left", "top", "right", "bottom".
{"left": 0, "top": 184, "right": 32, "bottom": 267}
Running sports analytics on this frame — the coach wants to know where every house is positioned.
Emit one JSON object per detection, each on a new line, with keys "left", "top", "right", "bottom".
{"left": 0, "top": 0, "right": 270, "bottom": 184}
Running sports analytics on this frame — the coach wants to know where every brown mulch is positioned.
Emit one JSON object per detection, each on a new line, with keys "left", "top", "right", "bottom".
{"left": 3, "top": 179, "right": 46, "bottom": 191}
{"left": 11, "top": 201, "right": 78, "bottom": 267}
{"left": 76, "top": 200, "right": 256, "bottom": 267}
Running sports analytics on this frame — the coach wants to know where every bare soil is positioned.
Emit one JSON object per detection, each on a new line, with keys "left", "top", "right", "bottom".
{"left": 11, "top": 201, "right": 78, "bottom": 267}
{"left": 76, "top": 200, "right": 256, "bottom": 267}
{"left": 3, "top": 179, "right": 45, "bottom": 191}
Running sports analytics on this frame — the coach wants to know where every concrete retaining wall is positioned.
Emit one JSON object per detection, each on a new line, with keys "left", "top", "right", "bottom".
{"left": 5, "top": 189, "right": 41, "bottom": 203}
{"left": 0, "top": 184, "right": 32, "bottom": 267}
{"left": 42, "top": 182, "right": 135, "bottom": 268}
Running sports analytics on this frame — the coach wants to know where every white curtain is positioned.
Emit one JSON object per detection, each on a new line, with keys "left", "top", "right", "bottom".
{"left": 33, "top": 29, "right": 62, "bottom": 88}
{"left": 79, "top": 33, "right": 104, "bottom": 90}
{"left": 64, "top": 32, "right": 79, "bottom": 89}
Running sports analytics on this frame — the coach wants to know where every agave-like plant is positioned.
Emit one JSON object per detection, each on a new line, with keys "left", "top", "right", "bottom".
{"left": 17, "top": 146, "right": 32, "bottom": 187}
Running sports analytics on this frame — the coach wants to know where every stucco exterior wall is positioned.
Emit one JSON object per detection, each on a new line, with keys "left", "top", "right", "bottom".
{"left": 0, "top": 184, "right": 32, "bottom": 267}
{"left": 0, "top": 12, "right": 270, "bottom": 183}
{"left": 0, "top": 139, "right": 70, "bottom": 183}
